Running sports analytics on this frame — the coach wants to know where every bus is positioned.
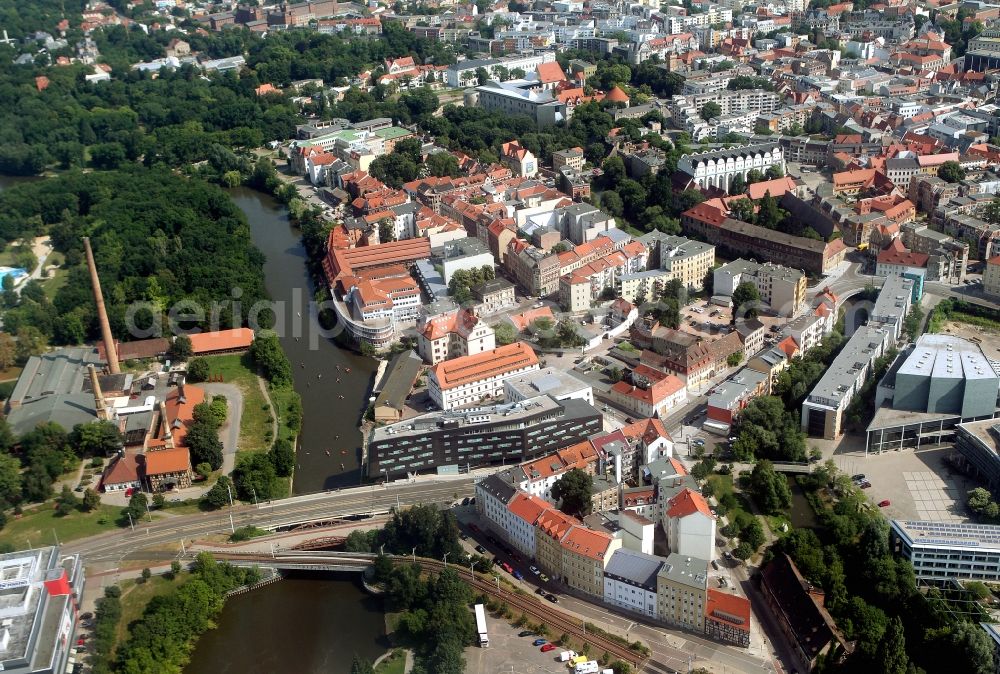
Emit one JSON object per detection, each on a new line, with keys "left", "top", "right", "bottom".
{"left": 474, "top": 603, "right": 489, "bottom": 647}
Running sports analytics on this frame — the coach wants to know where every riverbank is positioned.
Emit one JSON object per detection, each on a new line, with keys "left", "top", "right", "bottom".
{"left": 231, "top": 187, "right": 378, "bottom": 493}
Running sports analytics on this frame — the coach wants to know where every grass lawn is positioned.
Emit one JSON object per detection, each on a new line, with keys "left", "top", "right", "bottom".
{"left": 375, "top": 650, "right": 407, "bottom": 674}
{"left": 116, "top": 574, "right": 185, "bottom": 649}
{"left": 270, "top": 385, "right": 299, "bottom": 445}
{"left": 41, "top": 266, "right": 69, "bottom": 301}
{"left": 199, "top": 354, "right": 272, "bottom": 454}
{"left": 0, "top": 503, "right": 123, "bottom": 548}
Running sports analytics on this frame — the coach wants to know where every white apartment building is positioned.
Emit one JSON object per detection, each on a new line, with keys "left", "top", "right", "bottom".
{"left": 603, "top": 549, "right": 662, "bottom": 619}
{"left": 446, "top": 52, "right": 557, "bottom": 87}
{"left": 428, "top": 342, "right": 540, "bottom": 410}
{"left": 618, "top": 269, "right": 672, "bottom": 303}
{"left": 506, "top": 491, "right": 552, "bottom": 558}
{"left": 476, "top": 473, "right": 519, "bottom": 536}
{"left": 664, "top": 488, "right": 717, "bottom": 562}
{"left": 417, "top": 307, "right": 496, "bottom": 366}
{"left": 678, "top": 143, "right": 785, "bottom": 192}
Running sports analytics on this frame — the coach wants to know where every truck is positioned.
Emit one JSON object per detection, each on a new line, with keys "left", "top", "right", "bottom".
{"left": 574, "top": 662, "right": 600, "bottom": 674}
{"left": 474, "top": 603, "right": 489, "bottom": 647}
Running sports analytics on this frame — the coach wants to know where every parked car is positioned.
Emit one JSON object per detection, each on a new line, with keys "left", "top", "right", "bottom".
{"left": 541, "top": 643, "right": 558, "bottom": 652}
{"left": 459, "top": 533, "right": 468, "bottom": 540}
{"left": 546, "top": 593, "right": 559, "bottom": 603}
{"left": 501, "top": 562, "right": 513, "bottom": 574}
{"left": 519, "top": 630, "right": 537, "bottom": 637}
{"left": 723, "top": 551, "right": 733, "bottom": 560}
{"left": 513, "top": 570, "right": 524, "bottom": 580}
{"left": 539, "top": 573, "right": 550, "bottom": 582}
{"left": 475, "top": 545, "right": 487, "bottom": 554}
{"left": 852, "top": 474, "right": 866, "bottom": 482}
{"left": 529, "top": 565, "right": 540, "bottom": 575}
{"left": 533, "top": 639, "right": 547, "bottom": 646}
{"left": 535, "top": 587, "right": 546, "bottom": 595}
{"left": 469, "top": 523, "right": 479, "bottom": 533}
{"left": 80, "top": 613, "right": 93, "bottom": 621}
{"left": 879, "top": 500, "right": 891, "bottom": 507}
{"left": 860, "top": 481, "right": 872, "bottom": 489}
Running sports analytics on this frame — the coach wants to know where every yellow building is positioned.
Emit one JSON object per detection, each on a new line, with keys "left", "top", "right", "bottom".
{"left": 560, "top": 525, "right": 622, "bottom": 598}
{"left": 535, "top": 508, "right": 576, "bottom": 580}
{"left": 656, "top": 554, "right": 709, "bottom": 630}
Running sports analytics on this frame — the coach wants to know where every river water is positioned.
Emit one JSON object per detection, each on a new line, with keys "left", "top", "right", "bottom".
{"left": 229, "top": 187, "right": 377, "bottom": 493}
{"left": 184, "top": 573, "right": 388, "bottom": 674}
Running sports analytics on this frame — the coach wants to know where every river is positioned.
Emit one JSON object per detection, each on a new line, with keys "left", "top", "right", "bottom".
{"left": 229, "top": 187, "right": 377, "bottom": 493}
{"left": 184, "top": 573, "right": 388, "bottom": 674}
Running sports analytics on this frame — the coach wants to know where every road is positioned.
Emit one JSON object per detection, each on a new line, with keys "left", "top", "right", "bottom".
{"left": 63, "top": 477, "right": 475, "bottom": 563}
{"left": 201, "top": 383, "right": 243, "bottom": 476}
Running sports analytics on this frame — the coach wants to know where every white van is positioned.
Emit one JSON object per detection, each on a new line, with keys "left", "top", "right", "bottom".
{"left": 575, "top": 662, "right": 600, "bottom": 674}
{"left": 559, "top": 651, "right": 578, "bottom": 662}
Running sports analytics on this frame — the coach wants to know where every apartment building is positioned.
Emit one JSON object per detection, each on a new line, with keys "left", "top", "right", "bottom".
{"left": 473, "top": 277, "right": 516, "bottom": 315}
{"left": 603, "top": 548, "right": 663, "bottom": 619}
{"left": 474, "top": 82, "right": 567, "bottom": 128}
{"left": 713, "top": 259, "right": 806, "bottom": 316}
{"left": 678, "top": 143, "right": 785, "bottom": 192}
{"left": 705, "top": 588, "right": 752, "bottom": 647}
{"left": 608, "top": 364, "right": 688, "bottom": 419}
{"left": 640, "top": 232, "right": 716, "bottom": 290}
{"left": 657, "top": 554, "right": 709, "bottom": 630}
{"left": 446, "top": 52, "right": 557, "bottom": 87}
{"left": 417, "top": 307, "right": 496, "bottom": 365}
{"left": 618, "top": 269, "right": 673, "bottom": 303}
{"left": 428, "top": 342, "right": 540, "bottom": 410}
{"left": 664, "top": 488, "right": 717, "bottom": 561}
{"left": 560, "top": 525, "right": 622, "bottom": 597}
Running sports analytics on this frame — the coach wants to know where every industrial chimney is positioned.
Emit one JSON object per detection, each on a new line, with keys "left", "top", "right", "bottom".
{"left": 83, "top": 237, "right": 120, "bottom": 375}
{"left": 87, "top": 364, "right": 109, "bottom": 421}
{"left": 158, "top": 401, "right": 173, "bottom": 445}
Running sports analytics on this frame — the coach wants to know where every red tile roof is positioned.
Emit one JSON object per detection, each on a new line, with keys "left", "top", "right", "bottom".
{"left": 144, "top": 447, "right": 191, "bottom": 475}
{"left": 507, "top": 492, "right": 552, "bottom": 525}
{"left": 102, "top": 453, "right": 139, "bottom": 487}
{"left": 706, "top": 589, "right": 752, "bottom": 633}
{"left": 536, "top": 61, "right": 566, "bottom": 84}
{"left": 560, "top": 524, "right": 615, "bottom": 561}
{"left": 430, "top": 342, "right": 538, "bottom": 390}
{"left": 666, "top": 488, "right": 713, "bottom": 518}
{"left": 605, "top": 85, "right": 630, "bottom": 103}
{"left": 188, "top": 328, "right": 254, "bottom": 354}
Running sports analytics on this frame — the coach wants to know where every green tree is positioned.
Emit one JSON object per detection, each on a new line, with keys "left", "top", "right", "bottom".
{"left": 187, "top": 357, "right": 211, "bottom": 383}
{"left": 168, "top": 335, "right": 193, "bottom": 361}
{"left": 733, "top": 541, "right": 753, "bottom": 560}
{"left": 350, "top": 655, "right": 375, "bottom": 674}
{"left": 728, "top": 174, "right": 747, "bottom": 195}
{"left": 0, "top": 453, "right": 22, "bottom": 507}
{"left": 937, "top": 160, "right": 966, "bottom": 183}
{"left": 493, "top": 321, "right": 516, "bottom": 346}
{"left": 170, "top": 560, "right": 182, "bottom": 577}
{"left": 232, "top": 452, "right": 280, "bottom": 501}
{"left": 249, "top": 333, "right": 292, "bottom": 387}
{"left": 141, "top": 567, "right": 151, "bottom": 583}
{"left": 729, "top": 198, "right": 755, "bottom": 223}
{"left": 55, "top": 484, "right": 77, "bottom": 516}
{"left": 70, "top": 421, "right": 123, "bottom": 458}
{"left": 122, "top": 490, "right": 148, "bottom": 524}
{"left": 765, "top": 165, "right": 784, "bottom": 180}
{"left": 732, "top": 281, "right": 761, "bottom": 319}
{"left": 701, "top": 101, "right": 722, "bottom": 121}
{"left": 748, "top": 460, "right": 792, "bottom": 514}
{"left": 426, "top": 152, "right": 460, "bottom": 177}
{"left": 82, "top": 488, "right": 101, "bottom": 512}
{"left": 741, "top": 518, "right": 766, "bottom": 550}
{"left": 551, "top": 468, "right": 593, "bottom": 517}
{"left": 947, "top": 621, "right": 994, "bottom": 674}
{"left": 185, "top": 419, "right": 224, "bottom": 470}
{"left": 270, "top": 439, "right": 295, "bottom": 478}
{"left": 200, "top": 476, "right": 233, "bottom": 510}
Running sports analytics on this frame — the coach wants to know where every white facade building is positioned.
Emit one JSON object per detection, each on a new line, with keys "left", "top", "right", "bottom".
{"left": 428, "top": 342, "right": 540, "bottom": 410}
{"left": 678, "top": 143, "right": 785, "bottom": 192}
{"left": 664, "top": 488, "right": 717, "bottom": 562}
{"left": 603, "top": 549, "right": 662, "bottom": 619}
{"left": 504, "top": 367, "right": 594, "bottom": 406}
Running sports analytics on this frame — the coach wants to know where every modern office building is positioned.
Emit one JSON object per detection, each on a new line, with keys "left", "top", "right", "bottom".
{"left": 954, "top": 419, "right": 1000, "bottom": 492}
{"left": 802, "top": 275, "right": 913, "bottom": 439}
{"left": 866, "top": 334, "right": 1000, "bottom": 454}
{"left": 367, "top": 394, "right": 602, "bottom": 477}
{"left": 0, "top": 546, "right": 85, "bottom": 674}
{"left": 890, "top": 520, "right": 1000, "bottom": 583}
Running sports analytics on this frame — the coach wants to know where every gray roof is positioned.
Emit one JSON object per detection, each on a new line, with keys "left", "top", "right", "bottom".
{"left": 474, "top": 277, "right": 515, "bottom": 298}
{"left": 604, "top": 548, "right": 664, "bottom": 591}
{"left": 504, "top": 367, "right": 590, "bottom": 399}
{"left": 477, "top": 472, "right": 519, "bottom": 505}
{"left": 682, "top": 142, "right": 780, "bottom": 163}
{"left": 448, "top": 58, "right": 500, "bottom": 71}
{"left": 374, "top": 350, "right": 422, "bottom": 413}
{"left": 9, "top": 347, "right": 102, "bottom": 405}
{"left": 7, "top": 392, "right": 97, "bottom": 437}
{"left": 658, "top": 552, "right": 709, "bottom": 590}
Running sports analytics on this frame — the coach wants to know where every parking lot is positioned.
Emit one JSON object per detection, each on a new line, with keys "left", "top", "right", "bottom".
{"left": 464, "top": 617, "right": 583, "bottom": 674}
{"left": 833, "top": 444, "right": 973, "bottom": 522}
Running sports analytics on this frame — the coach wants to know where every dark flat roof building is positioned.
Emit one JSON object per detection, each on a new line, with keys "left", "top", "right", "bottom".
{"left": 367, "top": 394, "right": 602, "bottom": 477}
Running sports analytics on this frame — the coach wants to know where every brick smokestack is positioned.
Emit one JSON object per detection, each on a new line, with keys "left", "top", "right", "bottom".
{"left": 87, "top": 364, "right": 109, "bottom": 421}
{"left": 83, "top": 237, "right": 120, "bottom": 375}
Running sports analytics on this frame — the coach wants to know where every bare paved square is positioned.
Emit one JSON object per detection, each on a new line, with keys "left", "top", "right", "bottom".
{"left": 464, "top": 612, "right": 578, "bottom": 674}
